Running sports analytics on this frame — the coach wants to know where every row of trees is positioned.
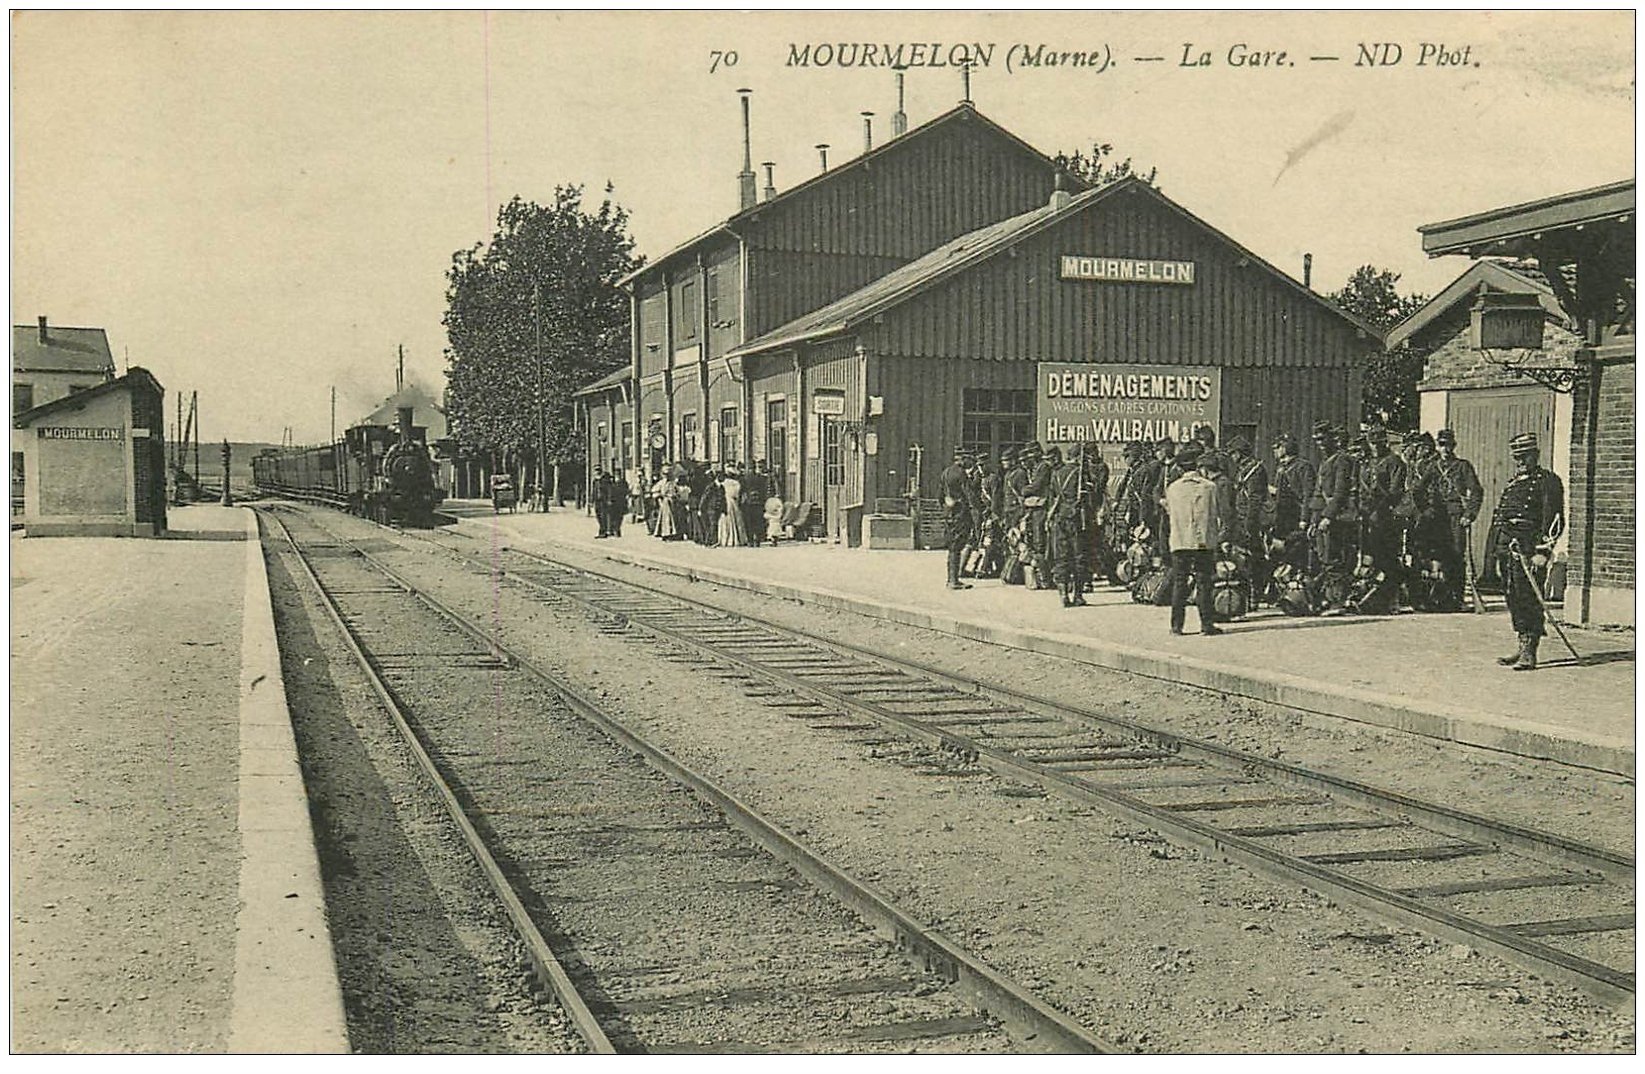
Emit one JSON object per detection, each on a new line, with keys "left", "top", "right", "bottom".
{"left": 442, "top": 156, "right": 1428, "bottom": 491}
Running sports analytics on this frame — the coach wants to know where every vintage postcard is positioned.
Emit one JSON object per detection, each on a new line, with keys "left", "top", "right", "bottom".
{"left": 10, "top": 9, "right": 1635, "bottom": 1056}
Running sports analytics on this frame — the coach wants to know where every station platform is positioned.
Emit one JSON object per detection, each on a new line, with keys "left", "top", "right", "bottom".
{"left": 10, "top": 504, "right": 347, "bottom": 1053}
{"left": 447, "top": 501, "right": 1636, "bottom": 778}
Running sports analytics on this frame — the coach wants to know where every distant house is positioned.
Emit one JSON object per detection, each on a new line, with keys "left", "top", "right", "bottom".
{"left": 13, "top": 316, "right": 116, "bottom": 414}
{"left": 12, "top": 316, "right": 119, "bottom": 515}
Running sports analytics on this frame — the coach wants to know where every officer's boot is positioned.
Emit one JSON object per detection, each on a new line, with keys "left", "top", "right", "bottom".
{"left": 1513, "top": 633, "right": 1540, "bottom": 671}
{"left": 1060, "top": 578, "right": 1073, "bottom": 608}
{"left": 1072, "top": 573, "right": 1088, "bottom": 606}
{"left": 1498, "top": 634, "right": 1527, "bottom": 666}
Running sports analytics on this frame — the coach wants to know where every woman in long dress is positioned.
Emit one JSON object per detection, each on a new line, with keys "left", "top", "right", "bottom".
{"left": 719, "top": 469, "right": 749, "bottom": 547}
{"left": 654, "top": 473, "right": 679, "bottom": 540}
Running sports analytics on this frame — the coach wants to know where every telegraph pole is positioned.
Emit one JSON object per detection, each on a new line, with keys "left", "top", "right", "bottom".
{"left": 534, "top": 278, "right": 548, "bottom": 511}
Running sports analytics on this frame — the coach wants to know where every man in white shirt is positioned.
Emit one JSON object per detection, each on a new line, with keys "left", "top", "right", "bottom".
{"left": 1164, "top": 445, "right": 1226, "bottom": 636}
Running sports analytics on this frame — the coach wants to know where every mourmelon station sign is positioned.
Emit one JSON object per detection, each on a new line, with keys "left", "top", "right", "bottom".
{"left": 1036, "top": 362, "right": 1221, "bottom": 445}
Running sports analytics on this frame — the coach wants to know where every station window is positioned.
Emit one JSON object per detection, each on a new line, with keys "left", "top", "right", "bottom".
{"left": 718, "top": 406, "right": 739, "bottom": 463}
{"left": 13, "top": 383, "right": 34, "bottom": 414}
{"left": 822, "top": 417, "right": 844, "bottom": 487}
{"left": 766, "top": 398, "right": 787, "bottom": 497}
{"left": 680, "top": 412, "right": 699, "bottom": 460}
{"left": 679, "top": 278, "right": 699, "bottom": 341}
{"left": 961, "top": 387, "right": 1034, "bottom": 459}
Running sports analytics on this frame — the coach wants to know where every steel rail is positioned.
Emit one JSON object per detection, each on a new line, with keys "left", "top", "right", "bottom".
{"left": 271, "top": 505, "right": 1113, "bottom": 1054}
{"left": 262, "top": 508, "right": 618, "bottom": 1054}
{"left": 492, "top": 542, "right": 1633, "bottom": 882}
{"left": 396, "top": 533, "right": 1634, "bottom": 1010}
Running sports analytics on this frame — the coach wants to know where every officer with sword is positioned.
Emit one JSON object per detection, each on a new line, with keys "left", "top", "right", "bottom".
{"left": 1490, "top": 432, "right": 1568, "bottom": 670}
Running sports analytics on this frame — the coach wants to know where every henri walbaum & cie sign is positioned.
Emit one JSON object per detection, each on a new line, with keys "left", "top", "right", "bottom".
{"left": 1036, "top": 363, "right": 1220, "bottom": 447}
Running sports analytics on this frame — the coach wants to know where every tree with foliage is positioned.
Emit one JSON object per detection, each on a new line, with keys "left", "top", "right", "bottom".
{"left": 1329, "top": 265, "right": 1428, "bottom": 429}
{"left": 1053, "top": 141, "right": 1158, "bottom": 187}
{"left": 444, "top": 185, "right": 642, "bottom": 501}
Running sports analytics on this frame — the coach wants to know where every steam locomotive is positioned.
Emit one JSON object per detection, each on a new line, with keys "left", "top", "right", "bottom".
{"left": 252, "top": 405, "right": 445, "bottom": 527}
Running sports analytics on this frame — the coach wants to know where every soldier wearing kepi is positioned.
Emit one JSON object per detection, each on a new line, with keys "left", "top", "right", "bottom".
{"left": 1434, "top": 428, "right": 1485, "bottom": 603}
{"left": 1048, "top": 442, "right": 1099, "bottom": 607}
{"left": 1491, "top": 432, "right": 1565, "bottom": 670}
{"left": 1224, "top": 435, "right": 1268, "bottom": 601}
{"left": 1023, "top": 443, "right": 1056, "bottom": 589}
{"left": 940, "top": 446, "right": 979, "bottom": 590}
{"left": 1308, "top": 421, "right": 1358, "bottom": 570}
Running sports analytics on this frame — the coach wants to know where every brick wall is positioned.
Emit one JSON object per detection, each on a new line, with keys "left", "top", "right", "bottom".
{"left": 1567, "top": 350, "right": 1635, "bottom": 615}
{"left": 1417, "top": 305, "right": 1582, "bottom": 391}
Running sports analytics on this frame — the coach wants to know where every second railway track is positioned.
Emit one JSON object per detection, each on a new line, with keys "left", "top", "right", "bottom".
{"left": 262, "top": 504, "right": 1108, "bottom": 1054}
{"left": 396, "top": 514, "right": 1635, "bottom": 1012}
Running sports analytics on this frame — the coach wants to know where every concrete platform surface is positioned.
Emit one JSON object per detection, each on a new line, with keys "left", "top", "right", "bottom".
{"left": 10, "top": 503, "right": 347, "bottom": 1053}
{"left": 448, "top": 501, "right": 1636, "bottom": 777}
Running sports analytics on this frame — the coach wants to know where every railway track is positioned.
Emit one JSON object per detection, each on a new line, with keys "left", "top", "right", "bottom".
{"left": 261, "top": 504, "right": 1107, "bottom": 1054}
{"left": 399, "top": 518, "right": 1636, "bottom": 1012}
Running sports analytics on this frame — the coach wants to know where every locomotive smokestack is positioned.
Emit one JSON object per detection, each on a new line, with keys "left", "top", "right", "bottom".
{"left": 397, "top": 406, "right": 415, "bottom": 443}
{"left": 737, "top": 88, "right": 757, "bottom": 210}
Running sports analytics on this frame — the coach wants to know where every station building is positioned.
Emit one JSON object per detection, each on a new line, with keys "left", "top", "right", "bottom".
{"left": 13, "top": 366, "right": 168, "bottom": 537}
{"left": 12, "top": 316, "right": 118, "bottom": 515}
{"left": 592, "top": 99, "right": 1379, "bottom": 543}
{"left": 1413, "top": 180, "right": 1634, "bottom": 625}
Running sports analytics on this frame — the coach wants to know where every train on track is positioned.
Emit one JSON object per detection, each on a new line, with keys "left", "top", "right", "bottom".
{"left": 252, "top": 405, "right": 445, "bottom": 526}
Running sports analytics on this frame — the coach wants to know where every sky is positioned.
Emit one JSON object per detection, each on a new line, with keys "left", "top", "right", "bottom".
{"left": 10, "top": 10, "right": 1635, "bottom": 444}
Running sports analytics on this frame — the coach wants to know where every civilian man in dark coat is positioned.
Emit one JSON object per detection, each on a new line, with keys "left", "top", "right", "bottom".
{"left": 1492, "top": 432, "right": 1565, "bottom": 670}
{"left": 940, "top": 446, "right": 979, "bottom": 589}
{"left": 741, "top": 461, "right": 770, "bottom": 547}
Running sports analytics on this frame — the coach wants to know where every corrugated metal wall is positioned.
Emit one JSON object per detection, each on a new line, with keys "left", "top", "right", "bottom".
{"left": 875, "top": 184, "right": 1371, "bottom": 370}
{"left": 745, "top": 249, "right": 905, "bottom": 336}
{"left": 869, "top": 353, "right": 1030, "bottom": 501}
{"left": 748, "top": 113, "right": 1057, "bottom": 260}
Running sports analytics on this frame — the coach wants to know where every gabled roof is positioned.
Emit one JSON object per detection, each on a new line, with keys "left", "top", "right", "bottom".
{"left": 13, "top": 366, "right": 162, "bottom": 427}
{"left": 360, "top": 381, "right": 446, "bottom": 429}
{"left": 618, "top": 103, "right": 1082, "bottom": 289}
{"left": 727, "top": 177, "right": 1382, "bottom": 359}
{"left": 13, "top": 324, "right": 116, "bottom": 376}
{"left": 1385, "top": 260, "right": 1570, "bottom": 351}
{"left": 572, "top": 365, "right": 632, "bottom": 399}
{"left": 1418, "top": 179, "right": 1634, "bottom": 257}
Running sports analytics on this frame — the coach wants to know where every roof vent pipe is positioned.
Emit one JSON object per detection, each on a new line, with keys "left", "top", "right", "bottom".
{"left": 37, "top": 315, "right": 48, "bottom": 344}
{"left": 961, "top": 61, "right": 973, "bottom": 104}
{"left": 816, "top": 143, "right": 830, "bottom": 171}
{"left": 761, "top": 161, "right": 776, "bottom": 202}
{"left": 861, "top": 111, "right": 874, "bottom": 153}
{"left": 736, "top": 88, "right": 757, "bottom": 210}
{"left": 1050, "top": 172, "right": 1072, "bottom": 211}
{"left": 1303, "top": 253, "right": 1313, "bottom": 291}
{"left": 892, "top": 70, "right": 908, "bottom": 136}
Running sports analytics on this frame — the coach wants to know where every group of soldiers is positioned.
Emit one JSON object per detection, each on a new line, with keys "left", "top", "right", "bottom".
{"left": 938, "top": 420, "right": 1545, "bottom": 634}
{"left": 939, "top": 441, "right": 1109, "bottom": 607}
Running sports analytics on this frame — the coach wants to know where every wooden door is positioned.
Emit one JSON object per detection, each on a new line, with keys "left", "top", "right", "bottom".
{"left": 1448, "top": 385, "right": 1555, "bottom": 571}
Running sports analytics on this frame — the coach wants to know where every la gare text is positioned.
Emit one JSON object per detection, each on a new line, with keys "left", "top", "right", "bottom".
{"left": 781, "top": 41, "right": 1478, "bottom": 71}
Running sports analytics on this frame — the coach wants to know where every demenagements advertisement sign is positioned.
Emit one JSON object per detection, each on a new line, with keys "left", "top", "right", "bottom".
{"left": 1036, "top": 362, "right": 1220, "bottom": 449}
